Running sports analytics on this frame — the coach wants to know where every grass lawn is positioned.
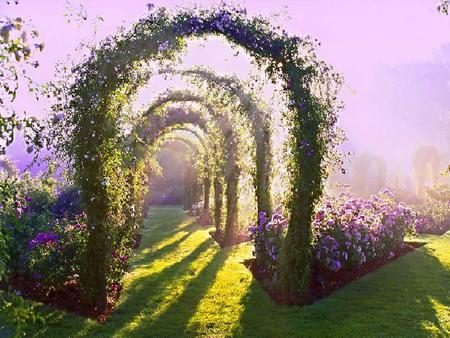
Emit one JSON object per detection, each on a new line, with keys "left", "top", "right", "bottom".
{"left": 1, "top": 206, "right": 449, "bottom": 337}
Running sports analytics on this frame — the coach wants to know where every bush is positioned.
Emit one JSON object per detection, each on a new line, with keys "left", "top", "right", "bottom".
{"left": 415, "top": 200, "right": 450, "bottom": 235}
{"left": 28, "top": 214, "right": 87, "bottom": 288}
{"left": 0, "top": 175, "right": 133, "bottom": 293}
{"left": 250, "top": 189, "right": 416, "bottom": 277}
{"left": 0, "top": 291, "right": 46, "bottom": 337}
{"left": 50, "top": 186, "right": 83, "bottom": 220}
{"left": 314, "top": 189, "right": 415, "bottom": 271}
{"left": 0, "top": 179, "right": 54, "bottom": 273}
{"left": 249, "top": 207, "right": 287, "bottom": 280}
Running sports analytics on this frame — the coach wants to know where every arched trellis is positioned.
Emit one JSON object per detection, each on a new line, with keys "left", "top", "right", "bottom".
{"left": 137, "top": 91, "right": 248, "bottom": 242}
{"left": 139, "top": 103, "right": 242, "bottom": 241}
{"left": 169, "top": 126, "right": 212, "bottom": 217}
{"left": 162, "top": 67, "right": 273, "bottom": 215}
{"left": 144, "top": 114, "right": 207, "bottom": 212}
{"left": 64, "top": 5, "right": 341, "bottom": 307}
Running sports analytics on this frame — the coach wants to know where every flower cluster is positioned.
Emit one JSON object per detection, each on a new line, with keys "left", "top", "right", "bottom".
{"left": 249, "top": 208, "right": 287, "bottom": 278}
{"left": 13, "top": 195, "right": 31, "bottom": 219}
{"left": 108, "top": 249, "right": 131, "bottom": 291}
{"left": 314, "top": 189, "right": 415, "bottom": 271}
{"left": 27, "top": 214, "right": 88, "bottom": 288}
{"left": 28, "top": 231, "right": 58, "bottom": 250}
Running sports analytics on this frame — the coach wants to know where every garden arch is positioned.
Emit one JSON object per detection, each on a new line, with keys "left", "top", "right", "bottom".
{"left": 136, "top": 104, "right": 241, "bottom": 243}
{"left": 137, "top": 90, "right": 258, "bottom": 241}
{"left": 162, "top": 67, "right": 273, "bottom": 215}
{"left": 66, "top": 4, "right": 340, "bottom": 308}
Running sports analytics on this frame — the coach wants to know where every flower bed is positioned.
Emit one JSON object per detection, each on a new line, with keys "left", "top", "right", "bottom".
{"left": 0, "top": 176, "right": 138, "bottom": 320}
{"left": 248, "top": 189, "right": 419, "bottom": 303}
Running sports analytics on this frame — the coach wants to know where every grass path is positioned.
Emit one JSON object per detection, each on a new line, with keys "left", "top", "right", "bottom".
{"left": 6, "top": 206, "right": 450, "bottom": 337}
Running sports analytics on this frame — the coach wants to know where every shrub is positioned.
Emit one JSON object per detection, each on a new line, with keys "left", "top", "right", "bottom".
{"left": 415, "top": 200, "right": 450, "bottom": 235}
{"left": 50, "top": 186, "right": 83, "bottom": 220}
{"left": 313, "top": 189, "right": 415, "bottom": 271}
{"left": 250, "top": 189, "right": 416, "bottom": 278}
{"left": 18, "top": 173, "right": 57, "bottom": 214}
{"left": 0, "top": 291, "right": 46, "bottom": 337}
{"left": 28, "top": 214, "right": 87, "bottom": 288}
{"left": 0, "top": 187, "right": 53, "bottom": 273}
{"left": 249, "top": 207, "right": 287, "bottom": 280}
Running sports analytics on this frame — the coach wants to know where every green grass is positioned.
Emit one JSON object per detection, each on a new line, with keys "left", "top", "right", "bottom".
{"left": 2, "top": 206, "right": 449, "bottom": 337}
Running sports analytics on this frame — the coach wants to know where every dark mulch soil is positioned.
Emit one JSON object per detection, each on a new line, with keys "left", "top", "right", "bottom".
{"left": 210, "top": 230, "right": 251, "bottom": 248}
{"left": 0, "top": 276, "right": 120, "bottom": 322}
{"left": 244, "top": 241, "right": 425, "bottom": 306}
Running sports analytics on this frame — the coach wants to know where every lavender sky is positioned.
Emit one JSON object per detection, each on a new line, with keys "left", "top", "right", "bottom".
{"left": 2, "top": 0, "right": 450, "bottom": 187}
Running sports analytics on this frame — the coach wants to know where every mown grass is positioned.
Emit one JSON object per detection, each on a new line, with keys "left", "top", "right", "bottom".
{"left": 1, "top": 206, "right": 449, "bottom": 337}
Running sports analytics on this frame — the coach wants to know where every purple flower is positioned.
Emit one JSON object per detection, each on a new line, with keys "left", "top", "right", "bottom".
{"left": 29, "top": 232, "right": 59, "bottom": 250}
{"left": 329, "top": 259, "right": 342, "bottom": 271}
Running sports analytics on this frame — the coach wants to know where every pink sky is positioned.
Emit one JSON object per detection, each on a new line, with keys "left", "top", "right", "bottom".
{"left": 2, "top": 0, "right": 450, "bottom": 181}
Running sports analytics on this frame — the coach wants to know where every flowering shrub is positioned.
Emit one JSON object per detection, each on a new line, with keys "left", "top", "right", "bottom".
{"left": 415, "top": 200, "right": 450, "bottom": 235}
{"left": 250, "top": 189, "right": 416, "bottom": 277}
{"left": 0, "top": 177, "right": 54, "bottom": 273}
{"left": 314, "top": 189, "right": 415, "bottom": 271}
{"left": 28, "top": 214, "right": 87, "bottom": 288}
{"left": 249, "top": 208, "right": 287, "bottom": 279}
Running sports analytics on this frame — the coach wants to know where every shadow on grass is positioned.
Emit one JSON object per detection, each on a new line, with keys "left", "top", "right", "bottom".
{"left": 234, "top": 243, "right": 450, "bottom": 337}
{"left": 125, "top": 248, "right": 230, "bottom": 337}
{"left": 38, "top": 238, "right": 218, "bottom": 338}
{"left": 30, "top": 207, "right": 217, "bottom": 338}
{"left": 132, "top": 224, "right": 197, "bottom": 267}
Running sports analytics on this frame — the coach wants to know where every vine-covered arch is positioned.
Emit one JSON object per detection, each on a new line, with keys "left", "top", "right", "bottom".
{"left": 136, "top": 102, "right": 241, "bottom": 243}
{"left": 138, "top": 88, "right": 259, "bottom": 242}
{"left": 163, "top": 67, "right": 273, "bottom": 215}
{"left": 65, "top": 4, "right": 341, "bottom": 308}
